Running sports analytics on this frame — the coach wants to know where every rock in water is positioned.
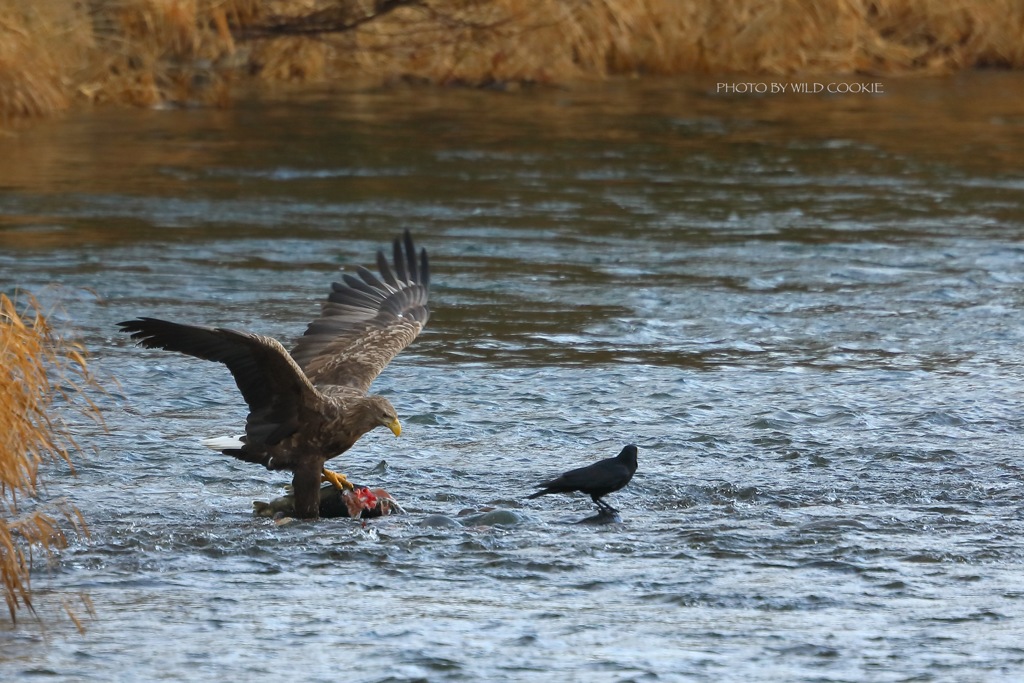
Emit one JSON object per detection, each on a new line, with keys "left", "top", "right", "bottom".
{"left": 418, "top": 514, "right": 463, "bottom": 529}
{"left": 575, "top": 508, "right": 623, "bottom": 525}
{"left": 458, "top": 509, "right": 526, "bottom": 527}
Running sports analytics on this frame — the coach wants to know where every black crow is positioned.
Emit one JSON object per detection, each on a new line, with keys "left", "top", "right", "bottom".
{"left": 527, "top": 444, "right": 638, "bottom": 513}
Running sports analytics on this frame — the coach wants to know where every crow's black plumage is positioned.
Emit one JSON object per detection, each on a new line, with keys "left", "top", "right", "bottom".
{"left": 527, "top": 444, "right": 638, "bottom": 513}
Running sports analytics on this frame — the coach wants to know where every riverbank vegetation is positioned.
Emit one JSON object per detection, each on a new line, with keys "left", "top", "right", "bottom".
{"left": 1, "top": 0, "right": 1022, "bottom": 123}
{"left": 1, "top": 294, "right": 100, "bottom": 629}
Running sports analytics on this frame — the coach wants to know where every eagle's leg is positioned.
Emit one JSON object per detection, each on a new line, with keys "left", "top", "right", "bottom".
{"left": 322, "top": 468, "right": 354, "bottom": 491}
{"left": 292, "top": 463, "right": 323, "bottom": 520}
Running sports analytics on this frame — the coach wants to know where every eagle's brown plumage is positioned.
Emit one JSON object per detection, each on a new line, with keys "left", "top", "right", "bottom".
{"left": 118, "top": 230, "right": 429, "bottom": 519}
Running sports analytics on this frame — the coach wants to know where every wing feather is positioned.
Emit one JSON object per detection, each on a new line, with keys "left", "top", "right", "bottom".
{"left": 377, "top": 251, "right": 400, "bottom": 289}
{"left": 356, "top": 266, "right": 393, "bottom": 293}
{"left": 403, "top": 230, "right": 418, "bottom": 282}
{"left": 419, "top": 248, "right": 430, "bottom": 288}
{"left": 393, "top": 238, "right": 409, "bottom": 283}
{"left": 290, "top": 230, "right": 430, "bottom": 391}
{"left": 342, "top": 272, "right": 386, "bottom": 300}
{"left": 117, "top": 317, "right": 319, "bottom": 450}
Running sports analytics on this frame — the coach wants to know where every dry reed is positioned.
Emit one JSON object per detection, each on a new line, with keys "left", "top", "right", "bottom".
{"left": 0, "top": 293, "right": 101, "bottom": 629}
{"left": 0, "top": 1, "right": 1021, "bottom": 122}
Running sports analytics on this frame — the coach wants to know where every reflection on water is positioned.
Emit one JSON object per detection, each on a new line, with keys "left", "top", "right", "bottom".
{"left": 1, "top": 73, "right": 1024, "bottom": 681}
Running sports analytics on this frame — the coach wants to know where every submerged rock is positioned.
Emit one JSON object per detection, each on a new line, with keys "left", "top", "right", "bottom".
{"left": 574, "top": 508, "right": 622, "bottom": 525}
{"left": 419, "top": 514, "right": 463, "bottom": 529}
{"left": 417, "top": 508, "right": 525, "bottom": 528}
{"left": 254, "top": 483, "right": 403, "bottom": 520}
{"left": 459, "top": 509, "right": 526, "bottom": 527}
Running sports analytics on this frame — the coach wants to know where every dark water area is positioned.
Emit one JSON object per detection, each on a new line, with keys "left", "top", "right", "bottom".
{"left": 1, "top": 73, "right": 1024, "bottom": 681}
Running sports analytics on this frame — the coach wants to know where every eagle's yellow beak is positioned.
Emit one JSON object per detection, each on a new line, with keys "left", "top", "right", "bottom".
{"left": 386, "top": 417, "right": 402, "bottom": 437}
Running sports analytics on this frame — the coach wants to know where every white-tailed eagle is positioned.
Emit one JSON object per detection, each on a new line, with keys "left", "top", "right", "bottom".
{"left": 119, "top": 231, "right": 429, "bottom": 519}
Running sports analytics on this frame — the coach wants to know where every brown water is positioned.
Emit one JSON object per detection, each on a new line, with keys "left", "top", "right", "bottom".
{"left": 2, "top": 73, "right": 1024, "bottom": 682}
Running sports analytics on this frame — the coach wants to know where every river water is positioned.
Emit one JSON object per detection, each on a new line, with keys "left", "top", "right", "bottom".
{"left": 1, "top": 74, "right": 1023, "bottom": 681}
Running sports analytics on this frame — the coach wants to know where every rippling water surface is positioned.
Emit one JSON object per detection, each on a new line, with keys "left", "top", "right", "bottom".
{"left": 2, "top": 74, "right": 1024, "bottom": 681}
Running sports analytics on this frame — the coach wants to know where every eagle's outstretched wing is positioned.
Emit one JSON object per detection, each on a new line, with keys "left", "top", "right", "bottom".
{"left": 117, "top": 317, "right": 318, "bottom": 452}
{"left": 289, "top": 229, "right": 430, "bottom": 392}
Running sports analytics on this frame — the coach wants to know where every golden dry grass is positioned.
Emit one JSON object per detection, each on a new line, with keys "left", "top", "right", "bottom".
{"left": 0, "top": 1, "right": 85, "bottom": 120}
{"left": 0, "top": 293, "right": 101, "bottom": 629}
{"left": 0, "top": 1, "right": 1021, "bottom": 121}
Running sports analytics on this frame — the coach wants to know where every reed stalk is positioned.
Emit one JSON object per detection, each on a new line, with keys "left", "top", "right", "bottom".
{"left": 0, "top": 2, "right": 1021, "bottom": 126}
{"left": 0, "top": 293, "right": 101, "bottom": 629}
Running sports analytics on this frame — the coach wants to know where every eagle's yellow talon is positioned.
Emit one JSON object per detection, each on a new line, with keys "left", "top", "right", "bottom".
{"left": 322, "top": 468, "right": 354, "bottom": 490}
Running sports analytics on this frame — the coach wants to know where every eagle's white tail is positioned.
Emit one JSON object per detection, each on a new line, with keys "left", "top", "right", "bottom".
{"left": 201, "top": 435, "right": 244, "bottom": 451}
